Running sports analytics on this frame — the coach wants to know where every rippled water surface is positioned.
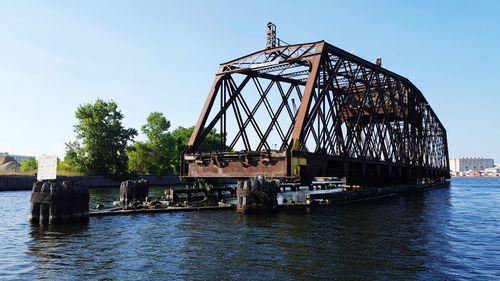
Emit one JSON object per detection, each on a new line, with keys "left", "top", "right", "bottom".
{"left": 1, "top": 178, "right": 499, "bottom": 280}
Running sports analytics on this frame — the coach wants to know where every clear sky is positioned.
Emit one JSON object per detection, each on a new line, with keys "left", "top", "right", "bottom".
{"left": 0, "top": 0, "right": 499, "bottom": 162}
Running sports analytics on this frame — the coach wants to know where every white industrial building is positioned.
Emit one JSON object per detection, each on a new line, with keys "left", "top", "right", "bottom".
{"left": 484, "top": 167, "right": 500, "bottom": 174}
{"left": 449, "top": 158, "right": 494, "bottom": 173}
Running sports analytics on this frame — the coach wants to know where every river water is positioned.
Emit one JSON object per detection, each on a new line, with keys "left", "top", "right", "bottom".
{"left": 0, "top": 177, "right": 499, "bottom": 280}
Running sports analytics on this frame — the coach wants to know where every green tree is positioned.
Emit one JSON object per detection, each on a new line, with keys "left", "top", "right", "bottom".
{"left": 128, "top": 116, "right": 223, "bottom": 175}
{"left": 128, "top": 142, "right": 153, "bottom": 174}
{"left": 170, "top": 126, "right": 222, "bottom": 174}
{"left": 19, "top": 158, "right": 37, "bottom": 173}
{"left": 57, "top": 159, "right": 80, "bottom": 175}
{"left": 128, "top": 112, "right": 175, "bottom": 174}
{"left": 169, "top": 126, "right": 193, "bottom": 174}
{"left": 65, "top": 99, "right": 137, "bottom": 176}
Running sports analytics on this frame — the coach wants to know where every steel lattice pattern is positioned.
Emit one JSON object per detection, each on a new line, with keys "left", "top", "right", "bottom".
{"left": 183, "top": 41, "right": 449, "bottom": 184}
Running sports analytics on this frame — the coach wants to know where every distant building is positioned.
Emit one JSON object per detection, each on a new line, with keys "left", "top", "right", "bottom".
{"left": 0, "top": 152, "right": 35, "bottom": 163}
{"left": 450, "top": 158, "right": 494, "bottom": 173}
{"left": 484, "top": 167, "right": 500, "bottom": 174}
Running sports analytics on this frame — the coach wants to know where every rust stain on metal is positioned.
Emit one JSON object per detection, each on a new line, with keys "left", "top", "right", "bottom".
{"left": 182, "top": 24, "right": 450, "bottom": 185}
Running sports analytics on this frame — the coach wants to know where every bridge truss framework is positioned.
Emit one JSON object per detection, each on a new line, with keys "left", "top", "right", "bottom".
{"left": 182, "top": 41, "right": 449, "bottom": 185}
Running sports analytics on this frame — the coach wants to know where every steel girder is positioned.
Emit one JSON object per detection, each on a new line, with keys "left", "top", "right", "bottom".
{"left": 182, "top": 41, "right": 450, "bottom": 184}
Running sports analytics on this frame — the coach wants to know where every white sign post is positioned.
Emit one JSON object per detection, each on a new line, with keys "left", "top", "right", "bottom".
{"left": 37, "top": 154, "right": 58, "bottom": 181}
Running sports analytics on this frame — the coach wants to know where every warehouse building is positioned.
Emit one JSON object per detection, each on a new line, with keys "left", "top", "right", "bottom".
{"left": 450, "top": 158, "right": 494, "bottom": 174}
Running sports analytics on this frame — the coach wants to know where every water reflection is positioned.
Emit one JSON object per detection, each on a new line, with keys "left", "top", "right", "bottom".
{"left": 27, "top": 223, "right": 90, "bottom": 277}
{"left": 4, "top": 180, "right": 500, "bottom": 280}
{"left": 270, "top": 193, "right": 437, "bottom": 280}
{"left": 173, "top": 188, "right": 453, "bottom": 280}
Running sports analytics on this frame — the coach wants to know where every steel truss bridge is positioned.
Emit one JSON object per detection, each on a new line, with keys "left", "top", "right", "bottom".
{"left": 182, "top": 37, "right": 449, "bottom": 185}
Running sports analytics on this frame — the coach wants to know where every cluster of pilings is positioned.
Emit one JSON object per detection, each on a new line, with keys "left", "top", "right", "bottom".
{"left": 119, "top": 180, "right": 150, "bottom": 206}
{"left": 236, "top": 176, "right": 278, "bottom": 213}
{"left": 29, "top": 181, "right": 89, "bottom": 225}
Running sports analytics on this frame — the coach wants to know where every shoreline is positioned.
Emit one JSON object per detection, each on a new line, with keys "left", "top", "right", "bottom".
{"left": 0, "top": 175, "right": 182, "bottom": 191}
{"left": 450, "top": 175, "right": 500, "bottom": 178}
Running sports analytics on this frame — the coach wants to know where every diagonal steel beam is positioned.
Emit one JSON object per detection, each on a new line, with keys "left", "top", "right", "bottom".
{"left": 290, "top": 42, "right": 325, "bottom": 151}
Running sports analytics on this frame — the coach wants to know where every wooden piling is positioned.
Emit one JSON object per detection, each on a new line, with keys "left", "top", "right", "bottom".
{"left": 136, "top": 179, "right": 149, "bottom": 201}
{"left": 72, "top": 182, "right": 82, "bottom": 222}
{"left": 61, "top": 181, "right": 72, "bottom": 223}
{"left": 119, "top": 179, "right": 150, "bottom": 205}
{"left": 29, "top": 181, "right": 43, "bottom": 224}
{"left": 236, "top": 177, "right": 278, "bottom": 213}
{"left": 39, "top": 182, "right": 51, "bottom": 224}
{"left": 126, "top": 180, "right": 134, "bottom": 203}
{"left": 119, "top": 181, "right": 127, "bottom": 204}
{"left": 82, "top": 184, "right": 89, "bottom": 222}
{"left": 49, "top": 182, "right": 61, "bottom": 224}
{"left": 29, "top": 180, "right": 89, "bottom": 225}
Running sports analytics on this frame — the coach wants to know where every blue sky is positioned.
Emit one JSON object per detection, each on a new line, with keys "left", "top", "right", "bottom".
{"left": 0, "top": 0, "right": 499, "bottom": 161}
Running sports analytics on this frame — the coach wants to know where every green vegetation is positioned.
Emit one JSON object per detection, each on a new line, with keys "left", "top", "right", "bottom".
{"left": 5, "top": 100, "right": 223, "bottom": 177}
{"left": 13, "top": 158, "right": 82, "bottom": 176}
{"left": 64, "top": 99, "right": 137, "bottom": 177}
{"left": 169, "top": 126, "right": 221, "bottom": 174}
{"left": 19, "top": 158, "right": 37, "bottom": 173}
{"left": 57, "top": 160, "right": 82, "bottom": 176}
{"left": 128, "top": 112, "right": 222, "bottom": 175}
{"left": 7, "top": 99, "right": 224, "bottom": 177}
{"left": 128, "top": 112, "right": 175, "bottom": 174}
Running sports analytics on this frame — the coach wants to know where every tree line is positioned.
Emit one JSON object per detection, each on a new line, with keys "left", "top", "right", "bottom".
{"left": 57, "top": 99, "right": 219, "bottom": 177}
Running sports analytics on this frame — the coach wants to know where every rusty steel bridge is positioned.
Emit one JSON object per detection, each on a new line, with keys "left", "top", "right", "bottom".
{"left": 182, "top": 24, "right": 449, "bottom": 185}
